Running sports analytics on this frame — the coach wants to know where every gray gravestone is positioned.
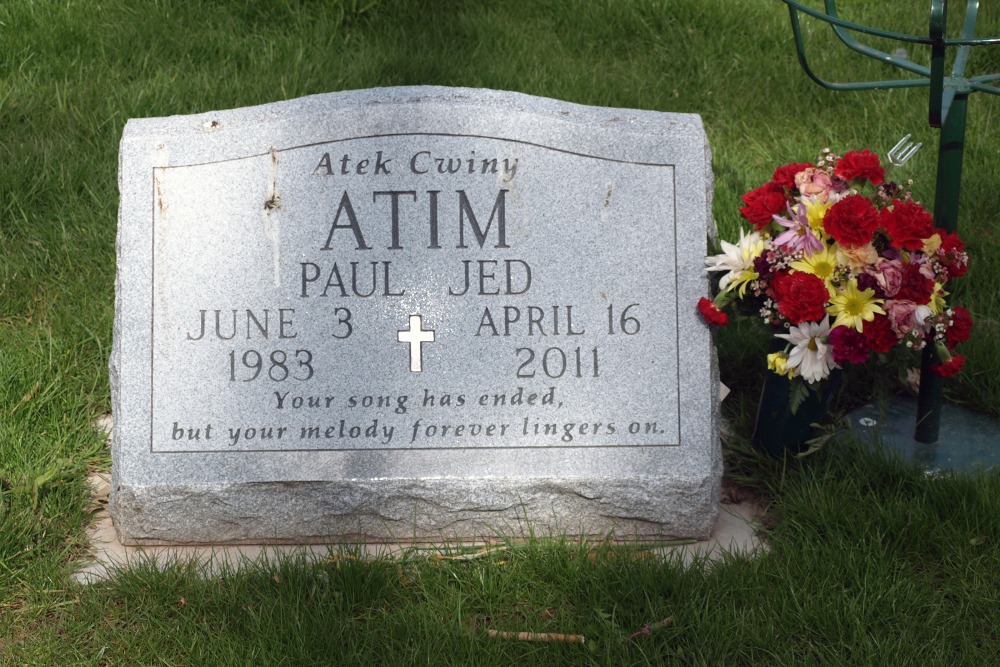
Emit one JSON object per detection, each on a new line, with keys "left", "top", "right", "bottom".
{"left": 111, "top": 86, "right": 720, "bottom": 545}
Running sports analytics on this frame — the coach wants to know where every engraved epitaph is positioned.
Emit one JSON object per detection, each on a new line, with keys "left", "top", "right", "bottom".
{"left": 111, "top": 87, "right": 720, "bottom": 544}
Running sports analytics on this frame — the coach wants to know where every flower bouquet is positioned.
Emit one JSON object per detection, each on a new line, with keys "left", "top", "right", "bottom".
{"left": 699, "top": 146, "right": 972, "bottom": 452}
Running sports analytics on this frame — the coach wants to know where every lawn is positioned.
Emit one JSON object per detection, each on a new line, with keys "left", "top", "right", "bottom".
{"left": 2, "top": 0, "right": 999, "bottom": 664}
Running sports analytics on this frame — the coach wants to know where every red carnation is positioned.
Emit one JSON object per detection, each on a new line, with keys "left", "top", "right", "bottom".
{"left": 939, "top": 229, "right": 965, "bottom": 253}
{"left": 895, "top": 263, "right": 934, "bottom": 304}
{"left": 882, "top": 200, "right": 934, "bottom": 250}
{"left": 697, "top": 297, "right": 729, "bottom": 327}
{"left": 863, "top": 314, "right": 898, "bottom": 354}
{"left": 829, "top": 326, "right": 870, "bottom": 365}
{"left": 740, "top": 182, "right": 788, "bottom": 230}
{"left": 834, "top": 149, "right": 884, "bottom": 185}
{"left": 937, "top": 230, "right": 969, "bottom": 278}
{"left": 771, "top": 162, "right": 814, "bottom": 189}
{"left": 772, "top": 272, "right": 829, "bottom": 324}
{"left": 945, "top": 306, "right": 973, "bottom": 349}
{"left": 823, "top": 195, "right": 880, "bottom": 248}
{"left": 931, "top": 354, "right": 966, "bottom": 378}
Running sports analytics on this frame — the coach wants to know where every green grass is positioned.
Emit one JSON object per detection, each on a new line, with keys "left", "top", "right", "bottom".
{"left": 7, "top": 444, "right": 1000, "bottom": 664}
{"left": 2, "top": 0, "right": 999, "bottom": 663}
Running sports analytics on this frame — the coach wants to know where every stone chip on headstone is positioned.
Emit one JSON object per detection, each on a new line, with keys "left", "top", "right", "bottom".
{"left": 111, "top": 86, "right": 720, "bottom": 544}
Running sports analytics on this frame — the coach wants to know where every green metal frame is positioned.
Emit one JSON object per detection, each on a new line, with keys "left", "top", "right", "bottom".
{"left": 781, "top": 0, "right": 999, "bottom": 444}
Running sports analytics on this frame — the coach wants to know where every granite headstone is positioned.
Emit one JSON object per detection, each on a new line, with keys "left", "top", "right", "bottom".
{"left": 111, "top": 86, "right": 720, "bottom": 544}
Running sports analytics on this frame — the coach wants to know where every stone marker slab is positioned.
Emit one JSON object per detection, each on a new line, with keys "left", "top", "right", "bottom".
{"left": 111, "top": 86, "right": 720, "bottom": 545}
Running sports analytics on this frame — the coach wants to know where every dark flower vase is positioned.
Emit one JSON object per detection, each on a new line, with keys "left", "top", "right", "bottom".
{"left": 751, "top": 366, "right": 842, "bottom": 458}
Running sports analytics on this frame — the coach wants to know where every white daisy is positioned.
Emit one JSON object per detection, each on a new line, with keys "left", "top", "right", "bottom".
{"left": 775, "top": 316, "right": 835, "bottom": 384}
{"left": 705, "top": 229, "right": 767, "bottom": 296}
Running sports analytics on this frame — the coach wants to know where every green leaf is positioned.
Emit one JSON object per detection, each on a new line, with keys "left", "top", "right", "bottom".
{"left": 796, "top": 423, "right": 835, "bottom": 458}
{"left": 714, "top": 289, "right": 738, "bottom": 310}
{"left": 789, "top": 379, "right": 809, "bottom": 415}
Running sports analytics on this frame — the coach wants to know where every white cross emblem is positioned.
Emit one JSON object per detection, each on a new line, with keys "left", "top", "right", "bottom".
{"left": 397, "top": 314, "right": 435, "bottom": 372}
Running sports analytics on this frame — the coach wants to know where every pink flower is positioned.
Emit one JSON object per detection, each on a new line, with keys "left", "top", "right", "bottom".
{"left": 794, "top": 168, "right": 834, "bottom": 203}
{"left": 885, "top": 300, "right": 918, "bottom": 337}
{"left": 909, "top": 253, "right": 936, "bottom": 281}
{"left": 772, "top": 162, "right": 815, "bottom": 189}
{"left": 835, "top": 243, "right": 879, "bottom": 269}
{"left": 885, "top": 300, "right": 932, "bottom": 338}
{"left": 866, "top": 258, "right": 904, "bottom": 297}
{"left": 772, "top": 204, "right": 824, "bottom": 255}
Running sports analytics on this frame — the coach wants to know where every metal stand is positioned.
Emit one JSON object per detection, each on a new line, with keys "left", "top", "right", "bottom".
{"left": 783, "top": 0, "right": 999, "bottom": 445}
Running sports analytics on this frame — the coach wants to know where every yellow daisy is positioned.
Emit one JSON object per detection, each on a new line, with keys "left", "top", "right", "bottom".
{"left": 804, "top": 198, "right": 832, "bottom": 237}
{"left": 791, "top": 246, "right": 839, "bottom": 288}
{"left": 827, "top": 279, "right": 885, "bottom": 332}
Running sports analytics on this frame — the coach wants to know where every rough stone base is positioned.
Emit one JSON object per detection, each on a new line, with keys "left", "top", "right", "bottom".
{"left": 78, "top": 473, "right": 759, "bottom": 584}
{"left": 111, "top": 475, "right": 719, "bottom": 546}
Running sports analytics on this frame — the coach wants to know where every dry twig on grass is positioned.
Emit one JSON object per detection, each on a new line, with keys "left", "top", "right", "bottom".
{"left": 487, "top": 630, "right": 585, "bottom": 644}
